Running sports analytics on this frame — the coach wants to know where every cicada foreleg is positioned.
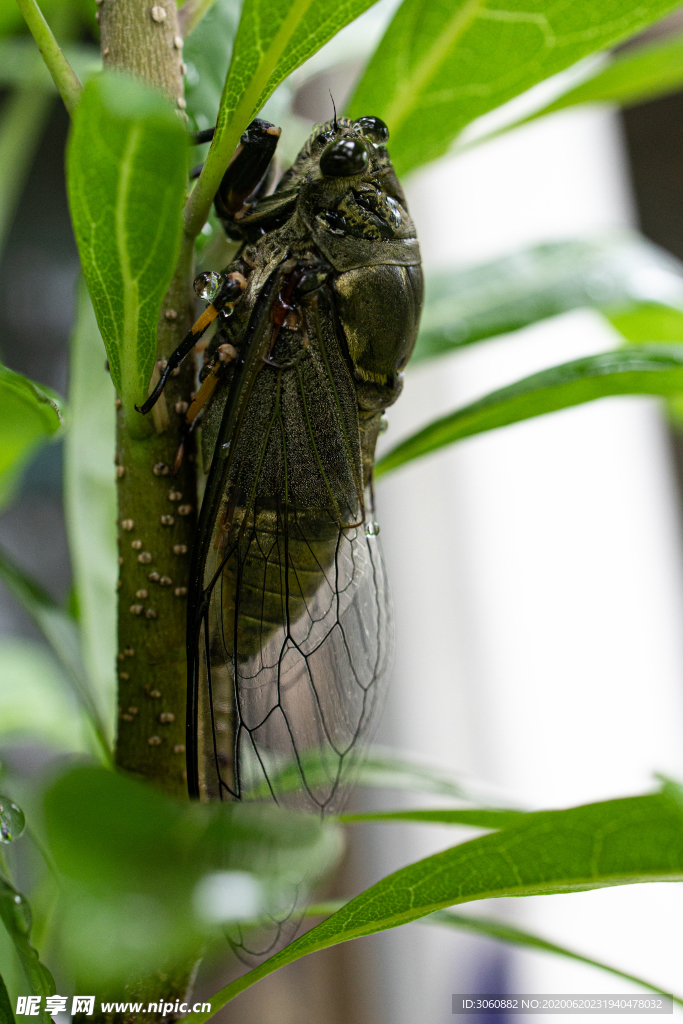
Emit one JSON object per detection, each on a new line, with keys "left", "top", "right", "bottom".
{"left": 136, "top": 118, "right": 282, "bottom": 418}
{"left": 212, "top": 118, "right": 281, "bottom": 231}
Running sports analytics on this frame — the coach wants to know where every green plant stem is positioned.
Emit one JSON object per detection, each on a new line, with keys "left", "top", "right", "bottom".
{"left": 114, "top": 253, "right": 197, "bottom": 799}
{"left": 93, "top": 0, "right": 195, "bottom": 799}
{"left": 183, "top": 127, "right": 239, "bottom": 242}
{"left": 0, "top": 87, "right": 52, "bottom": 258}
{"left": 14, "top": 0, "right": 82, "bottom": 116}
{"left": 100, "top": 0, "right": 186, "bottom": 103}
{"left": 183, "top": 0, "right": 315, "bottom": 240}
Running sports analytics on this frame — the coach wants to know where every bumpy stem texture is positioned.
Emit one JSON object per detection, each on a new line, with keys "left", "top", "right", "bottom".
{"left": 101, "top": 1, "right": 196, "bottom": 796}
{"left": 100, "top": 0, "right": 185, "bottom": 105}
{"left": 115, "top": 262, "right": 197, "bottom": 799}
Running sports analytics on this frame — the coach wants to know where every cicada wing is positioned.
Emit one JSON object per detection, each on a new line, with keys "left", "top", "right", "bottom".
{"left": 188, "top": 273, "right": 394, "bottom": 813}
{"left": 196, "top": 500, "right": 393, "bottom": 813}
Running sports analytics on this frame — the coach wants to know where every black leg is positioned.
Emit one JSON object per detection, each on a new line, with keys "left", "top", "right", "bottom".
{"left": 214, "top": 118, "right": 281, "bottom": 225}
{"left": 191, "top": 127, "right": 216, "bottom": 145}
{"left": 136, "top": 274, "right": 246, "bottom": 416}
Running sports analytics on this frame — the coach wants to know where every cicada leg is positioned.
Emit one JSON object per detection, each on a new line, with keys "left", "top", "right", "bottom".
{"left": 137, "top": 119, "right": 282, "bottom": 417}
{"left": 135, "top": 273, "right": 245, "bottom": 415}
{"left": 189, "top": 119, "right": 280, "bottom": 205}
{"left": 212, "top": 118, "right": 281, "bottom": 229}
{"left": 171, "top": 342, "right": 239, "bottom": 473}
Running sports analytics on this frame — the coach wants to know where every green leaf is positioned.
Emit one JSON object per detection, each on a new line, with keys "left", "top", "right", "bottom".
{"left": 414, "top": 235, "right": 683, "bottom": 363}
{"left": 63, "top": 280, "right": 117, "bottom": 746}
{"left": 0, "top": 877, "right": 54, "bottom": 1019}
{"left": 428, "top": 911, "right": 682, "bottom": 1003}
{"left": 66, "top": 73, "right": 188, "bottom": 419}
{"left": 460, "top": 32, "right": 683, "bottom": 152}
{"left": 0, "top": 641, "right": 90, "bottom": 752}
{"left": 198, "top": 789, "right": 683, "bottom": 1016}
{"left": 0, "top": 545, "right": 111, "bottom": 762}
{"left": 44, "top": 765, "right": 339, "bottom": 892}
{"left": 601, "top": 301, "right": 683, "bottom": 425}
{"left": 350, "top": 749, "right": 471, "bottom": 799}
{"left": 0, "top": 364, "right": 62, "bottom": 512}
{"left": 0, "top": 972, "right": 15, "bottom": 1024}
{"left": 340, "top": 808, "right": 525, "bottom": 826}
{"left": 607, "top": 302, "right": 683, "bottom": 344}
{"left": 42, "top": 764, "right": 341, "bottom": 987}
{"left": 376, "top": 347, "right": 683, "bottom": 477}
{"left": 522, "top": 31, "right": 683, "bottom": 128}
{"left": 301, "top": 898, "right": 683, "bottom": 1003}
{"left": 349, "top": 0, "right": 683, "bottom": 177}
{"left": 247, "top": 746, "right": 496, "bottom": 802}
{"left": 184, "top": 0, "right": 379, "bottom": 237}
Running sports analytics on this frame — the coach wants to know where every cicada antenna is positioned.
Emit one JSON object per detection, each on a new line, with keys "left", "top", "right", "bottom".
{"left": 330, "top": 91, "right": 338, "bottom": 131}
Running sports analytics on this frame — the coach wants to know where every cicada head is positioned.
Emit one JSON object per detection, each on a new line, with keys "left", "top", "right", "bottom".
{"left": 280, "top": 117, "right": 424, "bottom": 415}
{"left": 285, "top": 116, "right": 412, "bottom": 244}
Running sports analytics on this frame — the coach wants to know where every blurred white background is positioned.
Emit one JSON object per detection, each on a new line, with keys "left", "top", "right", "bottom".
{"left": 353, "top": 100, "right": 683, "bottom": 1023}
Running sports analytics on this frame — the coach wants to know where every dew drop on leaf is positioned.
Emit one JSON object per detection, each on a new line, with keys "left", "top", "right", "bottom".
{"left": 0, "top": 795, "right": 25, "bottom": 843}
{"left": 0, "top": 880, "right": 31, "bottom": 936}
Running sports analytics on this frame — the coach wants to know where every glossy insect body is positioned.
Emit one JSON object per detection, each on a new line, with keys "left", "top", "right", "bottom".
{"left": 145, "top": 116, "right": 423, "bottom": 813}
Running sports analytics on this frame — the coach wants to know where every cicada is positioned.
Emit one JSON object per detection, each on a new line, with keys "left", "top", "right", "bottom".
{"left": 140, "top": 114, "right": 423, "bottom": 813}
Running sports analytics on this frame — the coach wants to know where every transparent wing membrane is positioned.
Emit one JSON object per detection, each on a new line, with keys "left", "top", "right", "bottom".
{"left": 197, "top": 507, "right": 392, "bottom": 812}
{"left": 189, "top": 288, "right": 394, "bottom": 814}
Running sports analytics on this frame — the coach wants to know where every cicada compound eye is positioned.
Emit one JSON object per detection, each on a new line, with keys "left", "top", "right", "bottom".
{"left": 320, "top": 137, "right": 369, "bottom": 178}
{"left": 354, "top": 116, "right": 389, "bottom": 145}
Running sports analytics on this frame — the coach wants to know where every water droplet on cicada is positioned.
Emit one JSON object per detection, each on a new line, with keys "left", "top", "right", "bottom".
{"left": 364, "top": 521, "right": 380, "bottom": 536}
{"left": 0, "top": 796, "right": 25, "bottom": 843}
{"left": 194, "top": 271, "right": 221, "bottom": 301}
{"left": 354, "top": 116, "right": 390, "bottom": 145}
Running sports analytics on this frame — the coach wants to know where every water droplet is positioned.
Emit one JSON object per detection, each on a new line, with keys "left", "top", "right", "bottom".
{"left": 0, "top": 881, "right": 31, "bottom": 935}
{"left": 0, "top": 796, "right": 25, "bottom": 843}
{"left": 365, "top": 521, "right": 380, "bottom": 537}
{"left": 10, "top": 894, "right": 31, "bottom": 935}
{"left": 194, "top": 271, "right": 221, "bottom": 301}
